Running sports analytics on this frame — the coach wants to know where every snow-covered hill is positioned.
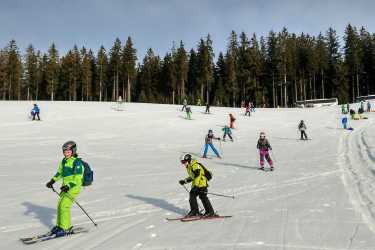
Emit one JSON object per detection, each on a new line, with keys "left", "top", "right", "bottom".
{"left": 0, "top": 101, "right": 375, "bottom": 250}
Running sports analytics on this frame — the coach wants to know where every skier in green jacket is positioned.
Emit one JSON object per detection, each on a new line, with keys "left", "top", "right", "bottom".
{"left": 45, "top": 141, "right": 84, "bottom": 237}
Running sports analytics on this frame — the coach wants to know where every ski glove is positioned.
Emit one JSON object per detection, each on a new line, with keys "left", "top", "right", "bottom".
{"left": 179, "top": 179, "right": 186, "bottom": 185}
{"left": 60, "top": 185, "right": 69, "bottom": 192}
{"left": 46, "top": 179, "right": 55, "bottom": 188}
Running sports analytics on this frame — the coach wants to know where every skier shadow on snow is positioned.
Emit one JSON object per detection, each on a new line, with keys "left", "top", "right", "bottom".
{"left": 22, "top": 202, "right": 55, "bottom": 228}
{"left": 217, "top": 162, "right": 260, "bottom": 171}
{"left": 126, "top": 195, "right": 186, "bottom": 215}
{"left": 272, "top": 136, "right": 299, "bottom": 141}
{"left": 325, "top": 126, "right": 344, "bottom": 130}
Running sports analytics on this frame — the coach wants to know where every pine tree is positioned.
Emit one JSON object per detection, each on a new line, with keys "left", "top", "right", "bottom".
{"left": 81, "top": 47, "right": 93, "bottom": 101}
{"left": 174, "top": 41, "right": 188, "bottom": 104}
{"left": 161, "top": 53, "right": 176, "bottom": 103}
{"left": 315, "top": 33, "right": 328, "bottom": 99}
{"left": 46, "top": 43, "right": 59, "bottom": 100}
{"left": 0, "top": 49, "right": 8, "bottom": 100}
{"left": 25, "top": 45, "right": 39, "bottom": 100}
{"left": 109, "top": 38, "right": 122, "bottom": 101}
{"left": 344, "top": 24, "right": 362, "bottom": 100}
{"left": 96, "top": 46, "right": 108, "bottom": 101}
{"left": 187, "top": 49, "right": 199, "bottom": 101}
{"left": 5, "top": 40, "right": 22, "bottom": 100}
{"left": 121, "top": 37, "right": 137, "bottom": 102}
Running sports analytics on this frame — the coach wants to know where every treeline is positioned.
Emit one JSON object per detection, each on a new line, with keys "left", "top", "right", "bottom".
{"left": 1, "top": 24, "right": 374, "bottom": 106}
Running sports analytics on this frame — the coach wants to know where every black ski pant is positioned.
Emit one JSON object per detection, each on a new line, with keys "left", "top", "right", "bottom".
{"left": 223, "top": 133, "right": 233, "bottom": 140}
{"left": 300, "top": 130, "right": 308, "bottom": 140}
{"left": 205, "top": 106, "right": 210, "bottom": 113}
{"left": 189, "top": 187, "right": 214, "bottom": 214}
{"left": 181, "top": 105, "right": 186, "bottom": 111}
{"left": 32, "top": 113, "right": 40, "bottom": 120}
{"left": 245, "top": 111, "right": 251, "bottom": 116}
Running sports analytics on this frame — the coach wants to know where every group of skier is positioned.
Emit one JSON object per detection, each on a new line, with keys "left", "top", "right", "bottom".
{"left": 27, "top": 100, "right": 314, "bottom": 240}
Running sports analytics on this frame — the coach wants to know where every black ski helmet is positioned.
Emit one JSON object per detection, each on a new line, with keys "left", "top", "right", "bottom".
{"left": 208, "top": 129, "right": 213, "bottom": 134}
{"left": 181, "top": 153, "right": 192, "bottom": 164}
{"left": 62, "top": 141, "right": 77, "bottom": 155}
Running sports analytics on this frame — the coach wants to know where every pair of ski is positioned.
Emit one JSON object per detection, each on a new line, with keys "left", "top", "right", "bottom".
{"left": 167, "top": 214, "right": 232, "bottom": 222}
{"left": 20, "top": 227, "right": 88, "bottom": 245}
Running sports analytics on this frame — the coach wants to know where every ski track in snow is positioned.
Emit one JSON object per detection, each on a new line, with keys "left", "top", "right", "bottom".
{"left": 1, "top": 101, "right": 375, "bottom": 249}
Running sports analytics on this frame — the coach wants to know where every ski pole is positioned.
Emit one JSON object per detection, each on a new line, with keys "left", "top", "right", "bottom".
{"left": 270, "top": 150, "right": 277, "bottom": 163}
{"left": 204, "top": 191, "right": 235, "bottom": 199}
{"left": 52, "top": 187, "right": 98, "bottom": 227}
{"left": 219, "top": 140, "right": 223, "bottom": 158}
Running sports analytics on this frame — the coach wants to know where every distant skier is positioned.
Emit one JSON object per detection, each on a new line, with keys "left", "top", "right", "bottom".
{"left": 341, "top": 104, "right": 347, "bottom": 114}
{"left": 45, "top": 141, "right": 84, "bottom": 237}
{"left": 31, "top": 103, "right": 41, "bottom": 121}
{"left": 342, "top": 116, "right": 348, "bottom": 129}
{"left": 229, "top": 114, "right": 236, "bottom": 129}
{"left": 185, "top": 106, "right": 192, "bottom": 120}
{"left": 298, "top": 120, "right": 308, "bottom": 140}
{"left": 205, "top": 102, "right": 210, "bottom": 114}
{"left": 367, "top": 101, "right": 371, "bottom": 112}
{"left": 245, "top": 103, "right": 251, "bottom": 116}
{"left": 222, "top": 125, "right": 233, "bottom": 142}
{"left": 181, "top": 98, "right": 187, "bottom": 111}
{"left": 203, "top": 130, "right": 221, "bottom": 158}
{"left": 197, "top": 98, "right": 202, "bottom": 106}
{"left": 179, "top": 154, "right": 215, "bottom": 217}
{"left": 250, "top": 102, "right": 255, "bottom": 112}
{"left": 257, "top": 132, "right": 273, "bottom": 171}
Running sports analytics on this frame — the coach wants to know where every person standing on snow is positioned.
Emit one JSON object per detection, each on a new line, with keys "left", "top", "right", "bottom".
{"left": 298, "top": 120, "right": 308, "bottom": 140}
{"left": 245, "top": 104, "right": 251, "bottom": 116}
{"left": 179, "top": 154, "right": 215, "bottom": 217}
{"left": 45, "top": 141, "right": 84, "bottom": 237}
{"left": 229, "top": 114, "right": 236, "bottom": 129}
{"left": 205, "top": 102, "right": 210, "bottom": 114}
{"left": 31, "top": 103, "right": 41, "bottom": 120}
{"left": 185, "top": 106, "right": 192, "bottom": 120}
{"left": 181, "top": 98, "right": 188, "bottom": 111}
{"left": 203, "top": 130, "right": 221, "bottom": 158}
{"left": 257, "top": 132, "right": 273, "bottom": 171}
{"left": 222, "top": 125, "right": 233, "bottom": 142}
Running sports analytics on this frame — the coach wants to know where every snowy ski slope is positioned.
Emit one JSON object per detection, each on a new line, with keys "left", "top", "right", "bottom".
{"left": 0, "top": 101, "right": 375, "bottom": 250}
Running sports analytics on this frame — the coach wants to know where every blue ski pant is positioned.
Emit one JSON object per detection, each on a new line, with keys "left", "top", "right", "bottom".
{"left": 203, "top": 143, "right": 220, "bottom": 157}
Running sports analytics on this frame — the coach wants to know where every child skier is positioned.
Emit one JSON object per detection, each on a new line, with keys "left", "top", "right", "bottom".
{"left": 31, "top": 103, "right": 41, "bottom": 121}
{"left": 229, "top": 114, "right": 236, "bottom": 129}
{"left": 245, "top": 104, "right": 251, "bottom": 116}
{"left": 222, "top": 125, "right": 233, "bottom": 142}
{"left": 342, "top": 116, "right": 348, "bottom": 129}
{"left": 205, "top": 102, "right": 210, "bottom": 114}
{"left": 256, "top": 132, "right": 273, "bottom": 171}
{"left": 203, "top": 130, "right": 221, "bottom": 158}
{"left": 45, "top": 141, "right": 84, "bottom": 237}
{"left": 186, "top": 106, "right": 192, "bottom": 120}
{"left": 179, "top": 154, "right": 215, "bottom": 217}
{"left": 181, "top": 98, "right": 187, "bottom": 111}
{"left": 298, "top": 120, "right": 308, "bottom": 140}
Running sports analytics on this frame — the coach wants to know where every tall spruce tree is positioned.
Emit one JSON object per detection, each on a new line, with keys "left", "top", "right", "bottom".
{"left": 46, "top": 43, "right": 59, "bottom": 100}
{"left": 96, "top": 46, "right": 108, "bottom": 101}
{"left": 25, "top": 45, "right": 39, "bottom": 100}
{"left": 5, "top": 40, "right": 22, "bottom": 100}
{"left": 121, "top": 37, "right": 137, "bottom": 102}
{"left": 174, "top": 41, "right": 188, "bottom": 104}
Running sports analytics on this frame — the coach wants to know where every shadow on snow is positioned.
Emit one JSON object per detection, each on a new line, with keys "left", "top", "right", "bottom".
{"left": 126, "top": 194, "right": 186, "bottom": 215}
{"left": 22, "top": 201, "right": 55, "bottom": 228}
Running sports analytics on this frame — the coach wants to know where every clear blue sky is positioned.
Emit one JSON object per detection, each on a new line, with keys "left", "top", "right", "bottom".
{"left": 1, "top": 0, "right": 374, "bottom": 59}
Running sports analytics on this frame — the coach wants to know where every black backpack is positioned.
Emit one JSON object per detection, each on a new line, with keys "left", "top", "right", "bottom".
{"left": 198, "top": 163, "right": 212, "bottom": 181}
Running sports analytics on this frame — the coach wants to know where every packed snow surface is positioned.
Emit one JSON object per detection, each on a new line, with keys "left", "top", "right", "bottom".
{"left": 1, "top": 101, "right": 375, "bottom": 250}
